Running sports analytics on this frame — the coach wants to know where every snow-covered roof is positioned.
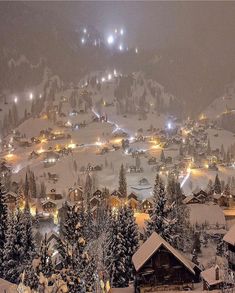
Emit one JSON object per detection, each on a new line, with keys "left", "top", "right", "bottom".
{"left": 223, "top": 224, "right": 235, "bottom": 245}
{"left": 189, "top": 204, "right": 226, "bottom": 227}
{"left": 0, "top": 278, "right": 17, "bottom": 292}
{"left": 183, "top": 195, "right": 200, "bottom": 204}
{"left": 201, "top": 265, "right": 223, "bottom": 286}
{"left": 132, "top": 232, "right": 196, "bottom": 274}
{"left": 213, "top": 193, "right": 226, "bottom": 200}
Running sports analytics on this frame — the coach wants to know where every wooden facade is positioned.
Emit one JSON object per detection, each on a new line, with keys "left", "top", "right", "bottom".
{"left": 132, "top": 233, "right": 200, "bottom": 293}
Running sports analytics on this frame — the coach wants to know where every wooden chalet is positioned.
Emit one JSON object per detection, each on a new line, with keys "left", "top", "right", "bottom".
{"left": 107, "top": 195, "right": 122, "bottom": 209}
{"left": 141, "top": 198, "right": 153, "bottom": 213}
{"left": 42, "top": 200, "right": 57, "bottom": 214}
{"left": 132, "top": 232, "right": 200, "bottom": 292}
{"left": 47, "top": 189, "right": 62, "bottom": 200}
{"left": 127, "top": 197, "right": 139, "bottom": 210}
{"left": 4, "top": 191, "right": 18, "bottom": 210}
{"left": 193, "top": 189, "right": 208, "bottom": 203}
{"left": 67, "top": 186, "right": 83, "bottom": 203}
{"left": 183, "top": 195, "right": 201, "bottom": 205}
{"left": 213, "top": 193, "right": 229, "bottom": 207}
{"left": 223, "top": 224, "right": 235, "bottom": 271}
{"left": 201, "top": 265, "right": 230, "bottom": 290}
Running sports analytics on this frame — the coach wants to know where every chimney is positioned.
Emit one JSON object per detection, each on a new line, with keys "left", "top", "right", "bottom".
{"left": 215, "top": 266, "right": 220, "bottom": 280}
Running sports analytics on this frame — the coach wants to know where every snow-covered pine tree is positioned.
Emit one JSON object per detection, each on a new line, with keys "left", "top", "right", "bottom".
{"left": 29, "top": 171, "right": 37, "bottom": 198}
{"left": 84, "top": 172, "right": 93, "bottom": 207}
{"left": 0, "top": 184, "right": 8, "bottom": 277}
{"left": 118, "top": 164, "right": 127, "bottom": 198}
{"left": 39, "top": 233, "right": 54, "bottom": 277}
{"left": 3, "top": 209, "right": 26, "bottom": 283}
{"left": 214, "top": 173, "right": 222, "bottom": 194}
{"left": 105, "top": 212, "right": 128, "bottom": 287}
{"left": 160, "top": 149, "right": 165, "bottom": 162}
{"left": 206, "top": 179, "right": 214, "bottom": 196}
{"left": 146, "top": 173, "right": 176, "bottom": 245}
{"left": 22, "top": 199, "right": 36, "bottom": 262}
{"left": 120, "top": 205, "right": 139, "bottom": 281}
{"left": 207, "top": 139, "right": 211, "bottom": 154}
{"left": 24, "top": 172, "right": 29, "bottom": 198}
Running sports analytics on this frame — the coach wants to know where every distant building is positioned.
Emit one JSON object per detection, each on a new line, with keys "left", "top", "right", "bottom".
{"left": 67, "top": 186, "right": 83, "bottom": 203}
{"left": 141, "top": 198, "right": 153, "bottom": 213}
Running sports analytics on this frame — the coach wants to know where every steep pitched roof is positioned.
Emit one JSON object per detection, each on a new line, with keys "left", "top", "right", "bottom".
{"left": 132, "top": 232, "right": 195, "bottom": 274}
{"left": 223, "top": 224, "right": 235, "bottom": 246}
{"left": 201, "top": 265, "right": 223, "bottom": 286}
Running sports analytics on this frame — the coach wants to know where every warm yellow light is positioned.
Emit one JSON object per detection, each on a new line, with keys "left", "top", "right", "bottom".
{"left": 151, "top": 144, "right": 160, "bottom": 150}
{"left": 40, "top": 138, "right": 47, "bottom": 144}
{"left": 199, "top": 113, "right": 206, "bottom": 120}
{"left": 53, "top": 210, "right": 58, "bottom": 224}
{"left": 30, "top": 206, "right": 36, "bottom": 216}
{"left": 68, "top": 142, "right": 76, "bottom": 149}
{"left": 38, "top": 147, "right": 45, "bottom": 154}
{"left": 41, "top": 114, "right": 48, "bottom": 120}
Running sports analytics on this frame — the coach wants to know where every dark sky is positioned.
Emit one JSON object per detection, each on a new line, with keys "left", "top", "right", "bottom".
{"left": 30, "top": 1, "right": 235, "bottom": 51}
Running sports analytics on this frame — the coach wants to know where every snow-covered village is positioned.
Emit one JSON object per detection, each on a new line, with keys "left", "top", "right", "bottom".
{"left": 0, "top": 1, "right": 235, "bottom": 292}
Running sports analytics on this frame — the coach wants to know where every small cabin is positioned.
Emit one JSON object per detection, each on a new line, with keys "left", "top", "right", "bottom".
{"left": 201, "top": 266, "right": 229, "bottom": 290}
{"left": 111, "top": 190, "right": 122, "bottom": 198}
{"left": 47, "top": 189, "right": 62, "bottom": 201}
{"left": 132, "top": 232, "right": 200, "bottom": 292}
{"left": 5, "top": 191, "right": 18, "bottom": 210}
{"left": 93, "top": 189, "right": 103, "bottom": 199}
{"left": 183, "top": 195, "right": 201, "bottom": 205}
{"left": 68, "top": 186, "right": 83, "bottom": 203}
{"left": 213, "top": 194, "right": 229, "bottom": 207}
{"left": 141, "top": 198, "right": 153, "bottom": 213}
{"left": 107, "top": 195, "right": 122, "bottom": 209}
{"left": 42, "top": 200, "right": 57, "bottom": 214}
{"left": 127, "top": 197, "right": 139, "bottom": 211}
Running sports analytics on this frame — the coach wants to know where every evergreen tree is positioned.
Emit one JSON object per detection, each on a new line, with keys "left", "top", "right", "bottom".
{"left": 3, "top": 210, "right": 26, "bottom": 283}
{"left": 192, "top": 232, "right": 201, "bottom": 254}
{"left": 105, "top": 213, "right": 128, "bottom": 287}
{"left": 24, "top": 172, "right": 29, "bottom": 198}
{"left": 224, "top": 183, "right": 231, "bottom": 196}
{"left": 84, "top": 173, "right": 92, "bottom": 206}
{"left": 146, "top": 174, "right": 176, "bottom": 245}
{"left": 160, "top": 149, "right": 165, "bottom": 162}
{"left": 206, "top": 179, "right": 214, "bottom": 196}
{"left": 118, "top": 164, "right": 127, "bottom": 198}
{"left": 207, "top": 139, "right": 211, "bottom": 154}
{"left": 22, "top": 200, "right": 36, "bottom": 262}
{"left": 214, "top": 174, "right": 222, "bottom": 194}
{"left": 29, "top": 171, "right": 37, "bottom": 198}
{"left": 120, "top": 206, "right": 139, "bottom": 280}
{"left": 0, "top": 184, "right": 8, "bottom": 277}
{"left": 39, "top": 234, "right": 54, "bottom": 277}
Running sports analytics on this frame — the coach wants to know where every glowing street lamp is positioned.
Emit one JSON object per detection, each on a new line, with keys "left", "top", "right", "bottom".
{"left": 108, "top": 74, "right": 112, "bottom": 81}
{"left": 119, "top": 44, "right": 123, "bottom": 51}
{"left": 120, "top": 28, "right": 124, "bottom": 35}
{"left": 135, "top": 48, "right": 138, "bottom": 54}
{"left": 107, "top": 35, "right": 114, "bottom": 45}
{"left": 14, "top": 96, "right": 18, "bottom": 104}
{"left": 81, "top": 38, "right": 85, "bottom": 44}
{"left": 29, "top": 93, "right": 33, "bottom": 100}
{"left": 113, "top": 69, "right": 117, "bottom": 76}
{"left": 83, "top": 28, "right": 87, "bottom": 34}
